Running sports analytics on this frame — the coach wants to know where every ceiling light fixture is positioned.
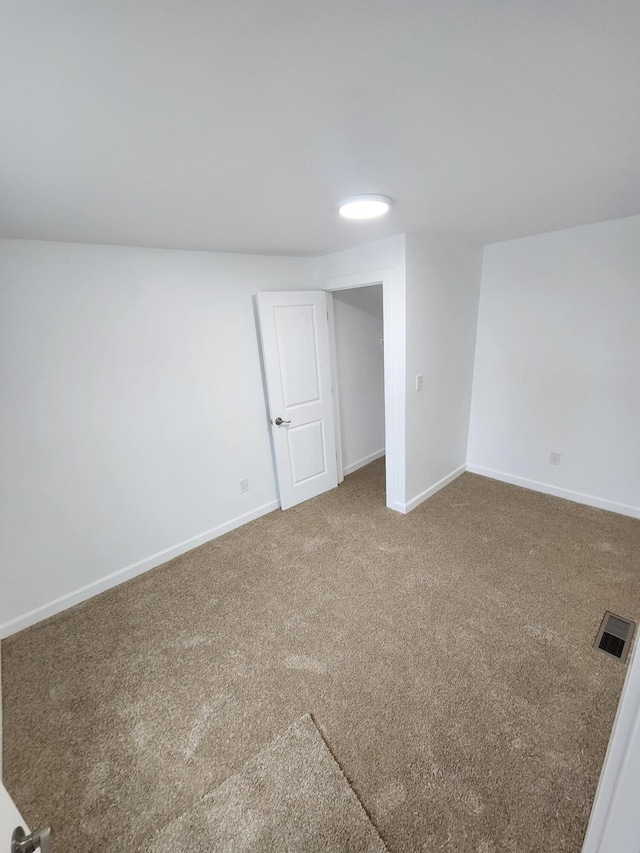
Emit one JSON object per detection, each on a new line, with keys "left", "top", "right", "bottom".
{"left": 338, "top": 194, "right": 393, "bottom": 220}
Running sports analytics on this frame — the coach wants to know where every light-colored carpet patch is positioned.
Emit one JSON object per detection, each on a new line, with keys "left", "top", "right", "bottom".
{"left": 147, "top": 715, "right": 387, "bottom": 853}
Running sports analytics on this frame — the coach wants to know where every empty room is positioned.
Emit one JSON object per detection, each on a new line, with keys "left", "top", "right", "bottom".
{"left": 1, "top": 2, "right": 639, "bottom": 852}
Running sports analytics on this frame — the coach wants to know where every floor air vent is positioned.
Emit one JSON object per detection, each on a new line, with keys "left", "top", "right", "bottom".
{"left": 595, "top": 612, "right": 635, "bottom": 663}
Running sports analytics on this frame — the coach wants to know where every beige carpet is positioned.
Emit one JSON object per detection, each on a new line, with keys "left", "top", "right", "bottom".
{"left": 3, "top": 460, "right": 640, "bottom": 852}
{"left": 147, "top": 714, "right": 387, "bottom": 852}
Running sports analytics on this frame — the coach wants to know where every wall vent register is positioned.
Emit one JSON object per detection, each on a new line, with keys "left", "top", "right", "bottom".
{"left": 594, "top": 612, "right": 635, "bottom": 663}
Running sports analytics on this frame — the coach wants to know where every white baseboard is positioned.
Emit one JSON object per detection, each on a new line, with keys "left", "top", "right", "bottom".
{"left": 7, "top": 463, "right": 635, "bottom": 639}
{"left": 466, "top": 465, "right": 640, "bottom": 519}
{"left": 401, "top": 464, "right": 466, "bottom": 514}
{"left": 343, "top": 448, "right": 385, "bottom": 476}
{"left": 0, "top": 499, "right": 280, "bottom": 639}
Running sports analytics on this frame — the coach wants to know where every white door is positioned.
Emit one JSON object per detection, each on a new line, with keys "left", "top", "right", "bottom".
{"left": 257, "top": 291, "right": 338, "bottom": 510}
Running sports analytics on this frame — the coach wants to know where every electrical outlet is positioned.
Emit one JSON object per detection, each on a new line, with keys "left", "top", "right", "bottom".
{"left": 416, "top": 374, "right": 423, "bottom": 392}
{"left": 549, "top": 452, "right": 561, "bottom": 466}
{"left": 239, "top": 478, "right": 249, "bottom": 493}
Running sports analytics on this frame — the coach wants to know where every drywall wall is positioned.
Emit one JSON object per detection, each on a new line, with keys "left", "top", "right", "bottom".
{"left": 582, "top": 637, "right": 640, "bottom": 852}
{"left": 315, "top": 234, "right": 406, "bottom": 284}
{"left": 467, "top": 215, "right": 640, "bottom": 517}
{"left": 404, "top": 233, "right": 483, "bottom": 509}
{"left": 332, "top": 285, "right": 385, "bottom": 474}
{"left": 1, "top": 782, "right": 25, "bottom": 847}
{"left": 0, "top": 240, "right": 314, "bottom": 633}
{"left": 316, "top": 233, "right": 407, "bottom": 512}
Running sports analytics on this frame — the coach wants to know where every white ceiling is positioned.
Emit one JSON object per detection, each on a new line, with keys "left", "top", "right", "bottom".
{"left": 1, "top": 0, "right": 639, "bottom": 256}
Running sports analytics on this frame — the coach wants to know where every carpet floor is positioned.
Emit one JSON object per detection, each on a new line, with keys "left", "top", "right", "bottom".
{"left": 2, "top": 460, "right": 640, "bottom": 852}
{"left": 147, "top": 714, "right": 387, "bottom": 853}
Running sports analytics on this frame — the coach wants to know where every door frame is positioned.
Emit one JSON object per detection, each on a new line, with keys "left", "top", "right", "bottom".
{"left": 322, "top": 267, "right": 403, "bottom": 513}
{"left": 326, "top": 291, "right": 345, "bottom": 485}
{"left": 581, "top": 635, "right": 640, "bottom": 852}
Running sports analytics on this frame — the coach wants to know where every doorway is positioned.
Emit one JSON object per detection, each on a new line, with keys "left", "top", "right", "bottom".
{"left": 325, "top": 266, "right": 401, "bottom": 513}
{"left": 257, "top": 267, "right": 402, "bottom": 513}
{"left": 329, "top": 284, "right": 385, "bottom": 486}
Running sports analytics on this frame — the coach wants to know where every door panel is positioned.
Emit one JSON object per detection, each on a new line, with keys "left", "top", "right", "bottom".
{"left": 288, "top": 421, "right": 326, "bottom": 484}
{"left": 273, "top": 305, "right": 320, "bottom": 407}
{"left": 257, "top": 291, "right": 338, "bottom": 510}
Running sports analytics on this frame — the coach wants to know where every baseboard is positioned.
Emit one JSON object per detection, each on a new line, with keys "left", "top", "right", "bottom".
{"left": 401, "top": 464, "right": 466, "bottom": 514}
{"left": 0, "top": 499, "right": 280, "bottom": 639}
{"left": 466, "top": 465, "right": 640, "bottom": 519}
{"left": 343, "top": 449, "right": 385, "bottom": 476}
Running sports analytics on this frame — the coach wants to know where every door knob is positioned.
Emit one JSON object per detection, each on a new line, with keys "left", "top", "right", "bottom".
{"left": 274, "top": 417, "right": 291, "bottom": 426}
{"left": 12, "top": 826, "right": 54, "bottom": 853}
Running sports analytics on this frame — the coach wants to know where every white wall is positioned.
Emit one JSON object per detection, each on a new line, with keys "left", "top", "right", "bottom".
{"left": 315, "top": 234, "right": 406, "bottom": 284}
{"left": 332, "top": 285, "right": 385, "bottom": 474}
{"left": 467, "top": 215, "right": 640, "bottom": 518}
{"left": 0, "top": 240, "right": 314, "bottom": 634}
{"left": 404, "top": 233, "right": 483, "bottom": 510}
{"left": 582, "top": 637, "right": 640, "bottom": 852}
{"left": 0, "top": 229, "right": 483, "bottom": 635}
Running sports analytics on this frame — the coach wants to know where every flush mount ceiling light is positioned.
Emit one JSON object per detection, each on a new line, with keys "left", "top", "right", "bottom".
{"left": 338, "top": 194, "right": 393, "bottom": 220}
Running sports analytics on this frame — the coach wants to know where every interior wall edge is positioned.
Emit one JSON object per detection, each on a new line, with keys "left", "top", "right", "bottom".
{"left": 0, "top": 498, "right": 280, "bottom": 640}
{"left": 401, "top": 464, "right": 466, "bottom": 515}
{"left": 581, "top": 638, "right": 640, "bottom": 852}
{"left": 466, "top": 464, "right": 640, "bottom": 520}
